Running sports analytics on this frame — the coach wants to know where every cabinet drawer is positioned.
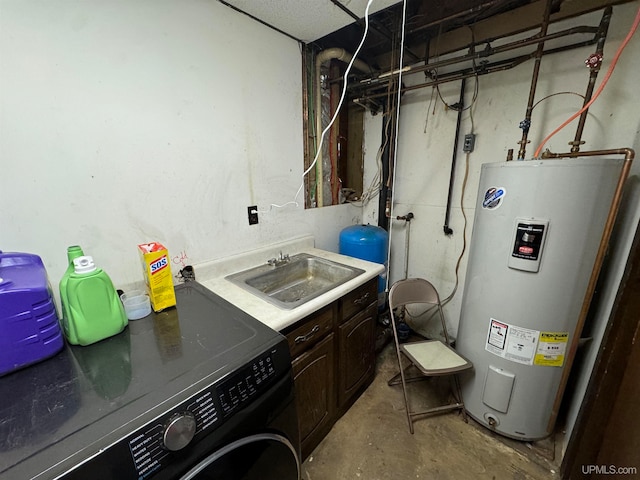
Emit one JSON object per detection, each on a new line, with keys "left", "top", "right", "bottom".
{"left": 285, "top": 304, "right": 335, "bottom": 359}
{"left": 340, "top": 278, "right": 377, "bottom": 322}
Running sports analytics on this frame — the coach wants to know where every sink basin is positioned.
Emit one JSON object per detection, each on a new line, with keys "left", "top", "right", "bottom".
{"left": 226, "top": 253, "right": 365, "bottom": 309}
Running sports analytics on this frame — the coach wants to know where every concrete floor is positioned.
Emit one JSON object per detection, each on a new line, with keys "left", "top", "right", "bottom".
{"left": 302, "top": 342, "right": 560, "bottom": 480}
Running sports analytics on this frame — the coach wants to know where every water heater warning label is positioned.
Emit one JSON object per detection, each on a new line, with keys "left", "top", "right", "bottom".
{"left": 486, "top": 318, "right": 539, "bottom": 365}
{"left": 486, "top": 320, "right": 568, "bottom": 367}
{"left": 534, "top": 332, "right": 569, "bottom": 367}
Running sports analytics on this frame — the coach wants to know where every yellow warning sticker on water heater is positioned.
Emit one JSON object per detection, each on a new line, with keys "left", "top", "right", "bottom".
{"left": 534, "top": 332, "right": 569, "bottom": 367}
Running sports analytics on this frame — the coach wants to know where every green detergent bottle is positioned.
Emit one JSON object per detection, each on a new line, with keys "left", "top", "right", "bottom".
{"left": 62, "top": 255, "right": 128, "bottom": 346}
{"left": 59, "top": 245, "right": 84, "bottom": 329}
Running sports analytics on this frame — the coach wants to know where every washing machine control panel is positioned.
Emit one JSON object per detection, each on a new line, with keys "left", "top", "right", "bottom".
{"left": 123, "top": 347, "right": 283, "bottom": 479}
{"left": 56, "top": 342, "right": 289, "bottom": 480}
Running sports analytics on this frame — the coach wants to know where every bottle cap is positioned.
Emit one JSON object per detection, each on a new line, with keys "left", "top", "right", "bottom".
{"left": 73, "top": 256, "right": 97, "bottom": 274}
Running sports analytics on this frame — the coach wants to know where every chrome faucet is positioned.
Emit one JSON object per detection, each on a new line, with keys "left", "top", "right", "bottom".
{"left": 267, "top": 251, "right": 290, "bottom": 267}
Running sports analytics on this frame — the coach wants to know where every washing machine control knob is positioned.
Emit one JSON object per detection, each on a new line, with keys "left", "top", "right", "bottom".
{"left": 163, "top": 411, "right": 196, "bottom": 451}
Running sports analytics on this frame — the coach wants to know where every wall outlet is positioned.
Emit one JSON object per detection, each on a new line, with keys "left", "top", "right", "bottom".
{"left": 463, "top": 133, "right": 476, "bottom": 153}
{"left": 248, "top": 206, "right": 258, "bottom": 225}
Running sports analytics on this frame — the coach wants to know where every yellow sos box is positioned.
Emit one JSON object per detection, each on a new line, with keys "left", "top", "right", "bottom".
{"left": 138, "top": 242, "right": 176, "bottom": 312}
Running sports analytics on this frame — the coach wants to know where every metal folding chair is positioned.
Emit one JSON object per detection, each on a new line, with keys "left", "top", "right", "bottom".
{"left": 387, "top": 278, "right": 472, "bottom": 433}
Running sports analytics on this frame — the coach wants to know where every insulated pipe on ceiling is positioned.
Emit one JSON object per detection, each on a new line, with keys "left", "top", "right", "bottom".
{"left": 315, "top": 48, "right": 371, "bottom": 207}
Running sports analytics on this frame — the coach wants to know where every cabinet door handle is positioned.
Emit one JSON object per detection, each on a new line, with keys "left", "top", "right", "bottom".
{"left": 295, "top": 324, "right": 320, "bottom": 344}
{"left": 353, "top": 292, "right": 371, "bottom": 305}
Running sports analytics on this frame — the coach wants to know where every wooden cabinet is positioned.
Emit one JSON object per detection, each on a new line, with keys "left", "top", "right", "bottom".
{"left": 284, "top": 277, "right": 378, "bottom": 460}
{"left": 292, "top": 333, "right": 335, "bottom": 460}
{"left": 287, "top": 304, "right": 336, "bottom": 460}
{"left": 337, "top": 302, "right": 376, "bottom": 410}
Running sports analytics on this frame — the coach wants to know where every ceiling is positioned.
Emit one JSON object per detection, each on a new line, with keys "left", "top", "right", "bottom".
{"left": 219, "top": 0, "right": 401, "bottom": 43}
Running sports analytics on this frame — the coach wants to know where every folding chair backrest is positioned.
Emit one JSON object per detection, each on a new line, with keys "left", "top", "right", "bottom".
{"left": 388, "top": 278, "right": 440, "bottom": 309}
{"left": 389, "top": 278, "right": 451, "bottom": 345}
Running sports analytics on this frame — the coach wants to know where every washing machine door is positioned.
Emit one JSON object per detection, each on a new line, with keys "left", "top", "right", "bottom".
{"left": 180, "top": 432, "right": 300, "bottom": 480}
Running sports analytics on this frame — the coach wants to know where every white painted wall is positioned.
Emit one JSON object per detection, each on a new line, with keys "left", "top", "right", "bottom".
{"left": 0, "top": 0, "right": 362, "bottom": 295}
{"left": 2, "top": 0, "right": 637, "bottom": 457}
{"left": 362, "top": 1, "right": 640, "bottom": 453}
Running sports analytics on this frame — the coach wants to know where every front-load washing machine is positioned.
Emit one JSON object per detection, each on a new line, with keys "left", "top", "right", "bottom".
{"left": 0, "top": 282, "right": 300, "bottom": 480}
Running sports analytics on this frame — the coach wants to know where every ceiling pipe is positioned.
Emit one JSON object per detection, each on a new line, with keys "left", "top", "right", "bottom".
{"left": 358, "top": 24, "right": 599, "bottom": 87}
{"left": 351, "top": 29, "right": 602, "bottom": 103}
{"left": 315, "top": 48, "right": 371, "bottom": 207}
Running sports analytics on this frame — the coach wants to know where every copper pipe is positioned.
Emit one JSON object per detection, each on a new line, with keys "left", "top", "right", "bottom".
{"left": 571, "top": 7, "right": 612, "bottom": 153}
{"left": 353, "top": 46, "right": 550, "bottom": 102}
{"left": 540, "top": 148, "right": 635, "bottom": 434}
{"left": 359, "top": 25, "right": 598, "bottom": 87}
{"left": 352, "top": 34, "right": 599, "bottom": 104}
{"left": 517, "top": 0, "right": 553, "bottom": 160}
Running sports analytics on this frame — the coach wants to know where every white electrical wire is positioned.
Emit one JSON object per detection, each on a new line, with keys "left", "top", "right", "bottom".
{"left": 264, "top": 0, "right": 375, "bottom": 212}
{"left": 349, "top": 112, "right": 391, "bottom": 207}
{"left": 385, "top": 0, "right": 408, "bottom": 293}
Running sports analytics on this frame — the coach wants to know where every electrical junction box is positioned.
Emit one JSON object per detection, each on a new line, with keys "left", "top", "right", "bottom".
{"left": 463, "top": 133, "right": 476, "bottom": 153}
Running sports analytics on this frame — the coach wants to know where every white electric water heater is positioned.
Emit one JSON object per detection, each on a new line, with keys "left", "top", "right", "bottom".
{"left": 456, "top": 156, "right": 624, "bottom": 440}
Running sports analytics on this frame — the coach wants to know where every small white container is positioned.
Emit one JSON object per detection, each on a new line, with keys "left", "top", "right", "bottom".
{"left": 120, "top": 290, "right": 152, "bottom": 320}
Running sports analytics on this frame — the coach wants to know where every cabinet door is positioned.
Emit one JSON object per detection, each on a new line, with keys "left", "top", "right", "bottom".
{"left": 338, "top": 303, "right": 376, "bottom": 408}
{"left": 292, "top": 333, "right": 335, "bottom": 460}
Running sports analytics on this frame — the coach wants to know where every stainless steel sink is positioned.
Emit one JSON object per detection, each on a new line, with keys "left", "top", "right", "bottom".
{"left": 226, "top": 253, "right": 365, "bottom": 309}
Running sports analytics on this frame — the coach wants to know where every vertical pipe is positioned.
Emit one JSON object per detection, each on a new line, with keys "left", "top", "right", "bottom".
{"left": 330, "top": 62, "right": 341, "bottom": 204}
{"left": 517, "top": 0, "right": 553, "bottom": 160}
{"left": 378, "top": 112, "right": 392, "bottom": 231}
{"left": 443, "top": 78, "right": 466, "bottom": 235}
{"left": 570, "top": 7, "right": 612, "bottom": 153}
{"left": 379, "top": 17, "right": 401, "bottom": 231}
{"left": 302, "top": 47, "right": 313, "bottom": 208}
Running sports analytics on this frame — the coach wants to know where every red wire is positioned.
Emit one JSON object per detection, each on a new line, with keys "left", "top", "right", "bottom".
{"left": 533, "top": 4, "right": 640, "bottom": 158}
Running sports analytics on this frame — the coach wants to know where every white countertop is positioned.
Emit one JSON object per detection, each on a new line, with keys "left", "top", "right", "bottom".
{"left": 195, "top": 236, "right": 384, "bottom": 332}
